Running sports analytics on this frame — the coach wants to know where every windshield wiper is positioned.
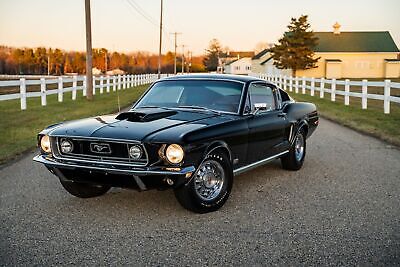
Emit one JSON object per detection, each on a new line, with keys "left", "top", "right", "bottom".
{"left": 177, "top": 105, "right": 221, "bottom": 115}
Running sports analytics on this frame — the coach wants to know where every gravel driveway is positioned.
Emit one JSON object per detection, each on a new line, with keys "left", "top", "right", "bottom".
{"left": 1, "top": 118, "right": 399, "bottom": 265}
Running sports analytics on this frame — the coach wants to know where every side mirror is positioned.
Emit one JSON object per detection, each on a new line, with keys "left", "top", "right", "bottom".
{"left": 252, "top": 103, "right": 268, "bottom": 115}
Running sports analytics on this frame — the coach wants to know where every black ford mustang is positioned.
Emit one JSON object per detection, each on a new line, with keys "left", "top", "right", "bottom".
{"left": 34, "top": 74, "right": 318, "bottom": 213}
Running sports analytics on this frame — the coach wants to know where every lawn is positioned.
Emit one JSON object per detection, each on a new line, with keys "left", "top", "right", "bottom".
{"left": 0, "top": 85, "right": 148, "bottom": 163}
{"left": 289, "top": 90, "right": 400, "bottom": 146}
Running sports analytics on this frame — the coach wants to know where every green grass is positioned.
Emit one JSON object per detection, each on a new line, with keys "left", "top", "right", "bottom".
{"left": 290, "top": 90, "right": 400, "bottom": 146}
{"left": 0, "top": 85, "right": 148, "bottom": 163}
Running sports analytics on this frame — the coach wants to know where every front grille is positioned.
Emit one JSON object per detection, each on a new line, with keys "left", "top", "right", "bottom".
{"left": 52, "top": 137, "right": 148, "bottom": 166}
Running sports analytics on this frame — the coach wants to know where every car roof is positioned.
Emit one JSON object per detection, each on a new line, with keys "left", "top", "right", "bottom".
{"left": 160, "top": 73, "right": 265, "bottom": 83}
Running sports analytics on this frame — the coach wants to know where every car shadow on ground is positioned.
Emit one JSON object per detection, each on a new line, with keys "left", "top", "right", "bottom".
{"left": 45, "top": 159, "right": 295, "bottom": 219}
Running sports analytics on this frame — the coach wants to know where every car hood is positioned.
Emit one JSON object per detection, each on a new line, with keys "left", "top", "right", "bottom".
{"left": 47, "top": 108, "right": 219, "bottom": 142}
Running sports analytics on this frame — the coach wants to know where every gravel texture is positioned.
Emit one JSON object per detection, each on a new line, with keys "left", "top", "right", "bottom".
{"left": 1, "top": 118, "right": 399, "bottom": 266}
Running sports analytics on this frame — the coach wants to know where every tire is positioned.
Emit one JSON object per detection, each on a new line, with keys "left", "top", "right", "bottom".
{"left": 59, "top": 180, "right": 111, "bottom": 198}
{"left": 174, "top": 151, "right": 233, "bottom": 213}
{"left": 281, "top": 129, "right": 306, "bottom": 171}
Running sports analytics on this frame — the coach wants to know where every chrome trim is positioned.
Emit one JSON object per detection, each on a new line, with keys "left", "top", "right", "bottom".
{"left": 52, "top": 136, "right": 149, "bottom": 167}
{"left": 33, "top": 155, "right": 195, "bottom": 176}
{"left": 233, "top": 150, "right": 289, "bottom": 176}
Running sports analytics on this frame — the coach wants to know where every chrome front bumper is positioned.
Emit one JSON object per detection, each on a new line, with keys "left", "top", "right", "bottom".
{"left": 33, "top": 155, "right": 195, "bottom": 177}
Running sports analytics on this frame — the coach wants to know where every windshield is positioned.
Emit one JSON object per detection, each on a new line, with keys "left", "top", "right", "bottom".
{"left": 135, "top": 80, "right": 244, "bottom": 113}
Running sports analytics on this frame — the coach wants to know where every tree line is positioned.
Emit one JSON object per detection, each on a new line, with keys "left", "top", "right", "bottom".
{"left": 0, "top": 46, "right": 206, "bottom": 75}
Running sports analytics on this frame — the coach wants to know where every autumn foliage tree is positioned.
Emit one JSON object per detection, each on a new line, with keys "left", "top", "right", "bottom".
{"left": 0, "top": 46, "right": 206, "bottom": 75}
{"left": 270, "top": 15, "right": 320, "bottom": 76}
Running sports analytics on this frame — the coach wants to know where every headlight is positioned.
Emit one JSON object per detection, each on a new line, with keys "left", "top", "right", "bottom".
{"left": 129, "top": 145, "right": 142, "bottom": 159}
{"left": 40, "top": 135, "right": 51, "bottom": 153}
{"left": 165, "top": 144, "right": 184, "bottom": 164}
{"left": 60, "top": 139, "right": 73, "bottom": 153}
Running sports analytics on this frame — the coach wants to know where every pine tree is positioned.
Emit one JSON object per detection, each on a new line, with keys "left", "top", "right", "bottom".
{"left": 270, "top": 15, "right": 320, "bottom": 76}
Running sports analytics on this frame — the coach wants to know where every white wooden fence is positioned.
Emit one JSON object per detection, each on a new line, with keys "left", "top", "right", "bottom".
{"left": 252, "top": 73, "right": 400, "bottom": 114}
{"left": 0, "top": 74, "right": 169, "bottom": 110}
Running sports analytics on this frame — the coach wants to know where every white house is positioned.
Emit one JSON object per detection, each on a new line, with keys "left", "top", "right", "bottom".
{"left": 224, "top": 57, "right": 252, "bottom": 75}
{"left": 251, "top": 50, "right": 290, "bottom": 76}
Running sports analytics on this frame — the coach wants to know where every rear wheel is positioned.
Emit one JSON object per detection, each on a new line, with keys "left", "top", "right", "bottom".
{"left": 281, "top": 129, "right": 306, "bottom": 171}
{"left": 174, "top": 151, "right": 233, "bottom": 213}
{"left": 59, "top": 180, "right": 111, "bottom": 198}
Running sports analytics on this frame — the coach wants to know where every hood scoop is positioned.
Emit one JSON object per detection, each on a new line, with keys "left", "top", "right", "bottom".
{"left": 115, "top": 108, "right": 177, "bottom": 122}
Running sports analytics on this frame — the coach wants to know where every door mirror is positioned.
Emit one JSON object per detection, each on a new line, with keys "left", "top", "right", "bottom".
{"left": 252, "top": 103, "right": 268, "bottom": 115}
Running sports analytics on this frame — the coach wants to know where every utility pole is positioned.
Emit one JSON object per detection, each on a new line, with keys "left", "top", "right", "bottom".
{"left": 85, "top": 0, "right": 93, "bottom": 100}
{"left": 181, "top": 45, "right": 186, "bottom": 74}
{"left": 47, "top": 55, "right": 50, "bottom": 75}
{"left": 157, "top": 0, "right": 163, "bottom": 79}
{"left": 170, "top": 32, "right": 182, "bottom": 74}
{"left": 188, "top": 51, "right": 192, "bottom": 73}
{"left": 104, "top": 50, "right": 108, "bottom": 73}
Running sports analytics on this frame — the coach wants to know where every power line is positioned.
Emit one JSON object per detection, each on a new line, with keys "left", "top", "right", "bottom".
{"left": 125, "top": 0, "right": 158, "bottom": 27}
{"left": 124, "top": 0, "right": 173, "bottom": 48}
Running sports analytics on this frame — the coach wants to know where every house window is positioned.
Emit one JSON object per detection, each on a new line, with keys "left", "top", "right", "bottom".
{"left": 235, "top": 66, "right": 240, "bottom": 70}
{"left": 246, "top": 66, "right": 251, "bottom": 70}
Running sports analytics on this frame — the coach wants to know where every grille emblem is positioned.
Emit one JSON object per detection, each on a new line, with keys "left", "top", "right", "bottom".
{"left": 90, "top": 143, "right": 112, "bottom": 154}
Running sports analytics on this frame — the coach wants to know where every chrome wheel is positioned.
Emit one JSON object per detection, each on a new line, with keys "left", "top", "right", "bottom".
{"left": 294, "top": 133, "right": 305, "bottom": 162}
{"left": 194, "top": 159, "right": 225, "bottom": 201}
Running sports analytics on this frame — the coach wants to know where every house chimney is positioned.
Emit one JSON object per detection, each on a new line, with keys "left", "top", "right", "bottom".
{"left": 333, "top": 22, "right": 341, "bottom": 35}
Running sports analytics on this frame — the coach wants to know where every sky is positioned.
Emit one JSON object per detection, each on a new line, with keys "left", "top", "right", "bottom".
{"left": 0, "top": 0, "right": 399, "bottom": 55}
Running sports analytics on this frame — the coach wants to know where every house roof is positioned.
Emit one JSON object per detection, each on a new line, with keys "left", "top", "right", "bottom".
{"left": 325, "top": 59, "right": 342, "bottom": 62}
{"left": 226, "top": 51, "right": 255, "bottom": 58}
{"left": 225, "top": 59, "right": 238, "bottom": 66}
{"left": 384, "top": 58, "right": 400, "bottom": 62}
{"left": 313, "top": 31, "right": 399, "bottom": 52}
{"left": 260, "top": 57, "right": 273, "bottom": 65}
{"left": 252, "top": 49, "right": 269, "bottom": 59}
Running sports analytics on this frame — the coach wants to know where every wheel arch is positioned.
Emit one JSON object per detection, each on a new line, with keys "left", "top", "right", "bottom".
{"left": 203, "top": 141, "right": 232, "bottom": 163}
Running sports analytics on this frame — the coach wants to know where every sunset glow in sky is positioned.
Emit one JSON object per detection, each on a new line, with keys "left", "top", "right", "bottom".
{"left": 0, "top": 0, "right": 399, "bottom": 55}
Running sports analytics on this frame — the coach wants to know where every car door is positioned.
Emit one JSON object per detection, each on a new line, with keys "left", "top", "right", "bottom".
{"left": 246, "top": 82, "right": 289, "bottom": 163}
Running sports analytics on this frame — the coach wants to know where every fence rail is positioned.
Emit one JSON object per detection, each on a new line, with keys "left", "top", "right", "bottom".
{"left": 0, "top": 74, "right": 169, "bottom": 110}
{"left": 252, "top": 73, "right": 400, "bottom": 114}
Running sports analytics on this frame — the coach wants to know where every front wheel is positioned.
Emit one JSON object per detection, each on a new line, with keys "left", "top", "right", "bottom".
{"left": 281, "top": 129, "right": 306, "bottom": 171}
{"left": 174, "top": 151, "right": 233, "bottom": 213}
{"left": 59, "top": 179, "right": 111, "bottom": 198}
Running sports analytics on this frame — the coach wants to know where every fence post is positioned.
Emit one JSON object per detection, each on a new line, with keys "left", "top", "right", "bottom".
{"left": 112, "top": 76, "right": 116, "bottom": 91}
{"left": 302, "top": 76, "right": 306, "bottom": 94}
{"left": 99, "top": 76, "right": 104, "bottom": 94}
{"left": 295, "top": 76, "right": 299, "bottom": 93}
{"left": 58, "top": 76, "right": 63, "bottom": 102}
{"left": 106, "top": 76, "right": 110, "bottom": 93}
{"left": 283, "top": 76, "right": 287, "bottom": 91}
{"left": 310, "top": 77, "right": 315, "bottom": 96}
{"left": 72, "top": 75, "right": 77, "bottom": 100}
{"left": 83, "top": 76, "right": 87, "bottom": 96}
{"left": 123, "top": 75, "right": 127, "bottom": 89}
{"left": 20, "top": 78, "right": 27, "bottom": 110}
{"left": 92, "top": 76, "right": 96, "bottom": 95}
{"left": 320, "top": 78, "right": 325, "bottom": 98}
{"left": 384, "top": 79, "right": 391, "bottom": 114}
{"left": 344, "top": 79, "right": 350, "bottom": 106}
{"left": 289, "top": 76, "right": 293, "bottom": 92}
{"left": 118, "top": 75, "right": 121, "bottom": 90}
{"left": 134, "top": 75, "right": 137, "bottom": 87}
{"left": 331, "top": 78, "right": 336, "bottom": 102}
{"left": 362, "top": 79, "right": 367, "bottom": 109}
{"left": 40, "top": 78, "right": 46, "bottom": 106}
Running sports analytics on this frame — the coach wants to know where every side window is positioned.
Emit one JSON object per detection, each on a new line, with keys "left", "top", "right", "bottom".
{"left": 280, "top": 89, "right": 290, "bottom": 102}
{"left": 249, "top": 83, "right": 276, "bottom": 112}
